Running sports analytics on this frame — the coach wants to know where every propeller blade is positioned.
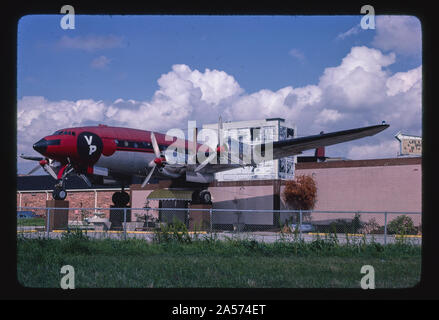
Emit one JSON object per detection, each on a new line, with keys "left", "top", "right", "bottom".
{"left": 26, "top": 164, "right": 42, "bottom": 175}
{"left": 79, "top": 174, "right": 92, "bottom": 187}
{"left": 43, "top": 164, "right": 58, "bottom": 180}
{"left": 20, "top": 154, "right": 44, "bottom": 161}
{"left": 141, "top": 164, "right": 156, "bottom": 188}
{"left": 150, "top": 132, "right": 161, "bottom": 158}
{"left": 195, "top": 151, "right": 217, "bottom": 172}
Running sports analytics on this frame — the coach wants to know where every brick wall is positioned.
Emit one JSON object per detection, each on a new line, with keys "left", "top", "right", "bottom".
{"left": 17, "top": 190, "right": 116, "bottom": 220}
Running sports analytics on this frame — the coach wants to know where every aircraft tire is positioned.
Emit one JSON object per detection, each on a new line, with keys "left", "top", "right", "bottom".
{"left": 199, "top": 190, "right": 212, "bottom": 204}
{"left": 112, "top": 191, "right": 130, "bottom": 207}
{"left": 53, "top": 186, "right": 67, "bottom": 200}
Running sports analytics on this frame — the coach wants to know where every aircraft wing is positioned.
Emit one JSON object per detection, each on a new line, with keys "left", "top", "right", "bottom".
{"left": 192, "top": 123, "right": 389, "bottom": 175}
{"left": 270, "top": 123, "right": 389, "bottom": 160}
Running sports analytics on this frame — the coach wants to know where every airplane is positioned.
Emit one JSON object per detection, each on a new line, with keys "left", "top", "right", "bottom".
{"left": 19, "top": 119, "right": 389, "bottom": 206}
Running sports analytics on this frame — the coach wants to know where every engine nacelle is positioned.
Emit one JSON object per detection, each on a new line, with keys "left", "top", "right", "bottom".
{"left": 86, "top": 165, "right": 109, "bottom": 176}
{"left": 186, "top": 171, "right": 215, "bottom": 183}
{"left": 158, "top": 166, "right": 183, "bottom": 179}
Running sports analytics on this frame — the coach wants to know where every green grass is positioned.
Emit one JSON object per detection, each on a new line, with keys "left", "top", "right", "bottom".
{"left": 17, "top": 232, "right": 421, "bottom": 288}
{"left": 17, "top": 218, "right": 45, "bottom": 227}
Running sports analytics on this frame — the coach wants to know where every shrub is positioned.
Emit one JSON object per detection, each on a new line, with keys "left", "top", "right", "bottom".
{"left": 315, "top": 215, "right": 363, "bottom": 234}
{"left": 283, "top": 174, "right": 317, "bottom": 223}
{"left": 283, "top": 174, "right": 317, "bottom": 210}
{"left": 361, "top": 218, "right": 382, "bottom": 234}
{"left": 152, "top": 218, "right": 192, "bottom": 244}
{"left": 387, "top": 215, "right": 417, "bottom": 235}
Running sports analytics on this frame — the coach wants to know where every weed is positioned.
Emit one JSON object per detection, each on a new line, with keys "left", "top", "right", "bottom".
{"left": 152, "top": 218, "right": 192, "bottom": 244}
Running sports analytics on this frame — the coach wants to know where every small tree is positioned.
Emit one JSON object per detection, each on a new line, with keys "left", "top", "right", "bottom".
{"left": 361, "top": 217, "right": 382, "bottom": 234}
{"left": 387, "top": 215, "right": 417, "bottom": 235}
{"left": 283, "top": 174, "right": 317, "bottom": 223}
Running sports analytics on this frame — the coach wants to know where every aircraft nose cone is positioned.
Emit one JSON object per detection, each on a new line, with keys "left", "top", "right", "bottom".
{"left": 33, "top": 138, "right": 47, "bottom": 154}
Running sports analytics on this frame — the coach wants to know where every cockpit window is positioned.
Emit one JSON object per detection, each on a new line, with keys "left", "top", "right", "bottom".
{"left": 52, "top": 130, "right": 75, "bottom": 136}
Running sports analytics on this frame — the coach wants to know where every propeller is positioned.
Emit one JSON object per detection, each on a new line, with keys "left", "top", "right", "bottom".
{"left": 141, "top": 132, "right": 166, "bottom": 187}
{"left": 27, "top": 164, "right": 42, "bottom": 175}
{"left": 79, "top": 173, "right": 92, "bottom": 187}
{"left": 20, "top": 154, "right": 58, "bottom": 179}
{"left": 20, "top": 154, "right": 44, "bottom": 161}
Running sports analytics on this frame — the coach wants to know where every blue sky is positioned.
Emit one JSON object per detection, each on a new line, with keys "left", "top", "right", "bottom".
{"left": 18, "top": 15, "right": 420, "bottom": 102}
{"left": 17, "top": 14, "right": 422, "bottom": 173}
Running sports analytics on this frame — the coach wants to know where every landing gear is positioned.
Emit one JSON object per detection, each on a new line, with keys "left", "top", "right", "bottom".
{"left": 51, "top": 163, "right": 74, "bottom": 201}
{"left": 196, "top": 190, "right": 212, "bottom": 204}
{"left": 112, "top": 188, "right": 130, "bottom": 207}
{"left": 53, "top": 185, "right": 67, "bottom": 200}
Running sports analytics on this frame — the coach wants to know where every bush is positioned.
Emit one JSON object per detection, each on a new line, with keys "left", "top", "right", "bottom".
{"left": 152, "top": 218, "right": 192, "bottom": 244}
{"left": 387, "top": 215, "right": 417, "bottom": 235}
{"left": 283, "top": 174, "right": 317, "bottom": 224}
{"left": 283, "top": 175, "right": 317, "bottom": 211}
{"left": 361, "top": 218, "right": 383, "bottom": 234}
{"left": 315, "top": 214, "right": 363, "bottom": 234}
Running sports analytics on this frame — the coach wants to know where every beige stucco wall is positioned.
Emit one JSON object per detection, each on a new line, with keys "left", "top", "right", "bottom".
{"left": 294, "top": 163, "right": 422, "bottom": 226}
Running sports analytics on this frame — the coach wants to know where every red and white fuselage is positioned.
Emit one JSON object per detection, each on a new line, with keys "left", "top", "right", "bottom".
{"left": 32, "top": 124, "right": 195, "bottom": 182}
{"left": 30, "top": 122, "right": 390, "bottom": 187}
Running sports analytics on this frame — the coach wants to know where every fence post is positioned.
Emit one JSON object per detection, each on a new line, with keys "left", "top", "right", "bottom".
{"left": 299, "top": 209, "right": 302, "bottom": 240}
{"left": 209, "top": 208, "right": 212, "bottom": 234}
{"left": 384, "top": 212, "right": 387, "bottom": 245}
{"left": 46, "top": 208, "right": 50, "bottom": 239}
{"left": 123, "top": 207, "right": 127, "bottom": 240}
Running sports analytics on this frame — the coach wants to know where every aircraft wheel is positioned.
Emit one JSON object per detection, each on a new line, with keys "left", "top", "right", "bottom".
{"left": 112, "top": 191, "right": 130, "bottom": 207}
{"left": 53, "top": 186, "right": 67, "bottom": 200}
{"left": 199, "top": 190, "right": 212, "bottom": 204}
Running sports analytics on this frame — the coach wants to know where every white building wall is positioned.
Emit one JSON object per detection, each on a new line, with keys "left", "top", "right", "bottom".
{"left": 202, "top": 118, "right": 296, "bottom": 181}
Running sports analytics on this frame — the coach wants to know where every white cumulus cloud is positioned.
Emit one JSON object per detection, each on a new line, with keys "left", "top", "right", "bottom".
{"left": 371, "top": 15, "right": 422, "bottom": 56}
{"left": 17, "top": 46, "right": 422, "bottom": 168}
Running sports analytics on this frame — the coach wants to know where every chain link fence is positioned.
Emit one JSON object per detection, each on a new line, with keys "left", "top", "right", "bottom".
{"left": 16, "top": 206, "right": 422, "bottom": 244}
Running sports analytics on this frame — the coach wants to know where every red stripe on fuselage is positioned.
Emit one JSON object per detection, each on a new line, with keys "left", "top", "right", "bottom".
{"left": 115, "top": 147, "right": 155, "bottom": 153}
{"left": 58, "top": 125, "right": 204, "bottom": 153}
